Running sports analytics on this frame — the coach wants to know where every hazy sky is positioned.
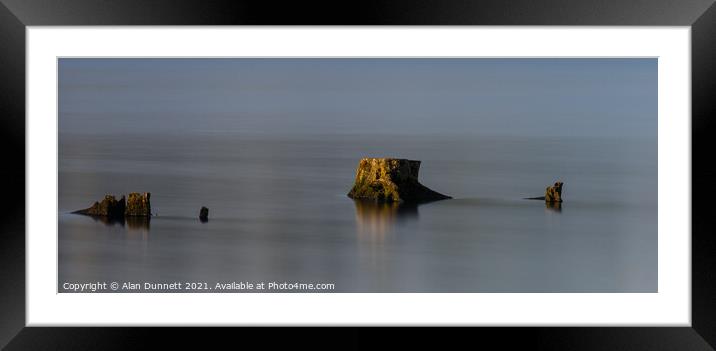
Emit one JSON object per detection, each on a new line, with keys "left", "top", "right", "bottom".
{"left": 59, "top": 58, "right": 657, "bottom": 137}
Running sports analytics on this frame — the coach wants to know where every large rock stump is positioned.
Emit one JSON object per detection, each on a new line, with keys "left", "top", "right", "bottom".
{"left": 347, "top": 158, "right": 451, "bottom": 203}
{"left": 125, "top": 192, "right": 152, "bottom": 216}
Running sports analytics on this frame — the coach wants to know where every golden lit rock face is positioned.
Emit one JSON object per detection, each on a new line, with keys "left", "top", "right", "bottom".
{"left": 545, "top": 182, "right": 563, "bottom": 203}
{"left": 125, "top": 192, "right": 152, "bottom": 216}
{"left": 347, "top": 158, "right": 451, "bottom": 203}
{"left": 75, "top": 192, "right": 152, "bottom": 218}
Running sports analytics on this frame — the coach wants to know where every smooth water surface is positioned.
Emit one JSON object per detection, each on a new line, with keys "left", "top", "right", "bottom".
{"left": 58, "top": 133, "right": 657, "bottom": 292}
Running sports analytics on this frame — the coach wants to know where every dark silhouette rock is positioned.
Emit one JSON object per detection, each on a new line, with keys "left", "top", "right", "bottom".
{"left": 72, "top": 195, "right": 126, "bottom": 218}
{"left": 347, "top": 158, "right": 451, "bottom": 203}
{"left": 545, "top": 182, "right": 563, "bottom": 203}
{"left": 125, "top": 192, "right": 151, "bottom": 216}
{"left": 199, "top": 206, "right": 209, "bottom": 222}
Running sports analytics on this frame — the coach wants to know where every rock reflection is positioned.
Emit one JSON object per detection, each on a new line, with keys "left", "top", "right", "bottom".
{"left": 87, "top": 215, "right": 125, "bottom": 227}
{"left": 84, "top": 214, "right": 151, "bottom": 232}
{"left": 126, "top": 216, "right": 151, "bottom": 231}
{"left": 353, "top": 200, "right": 418, "bottom": 241}
{"left": 545, "top": 202, "right": 562, "bottom": 213}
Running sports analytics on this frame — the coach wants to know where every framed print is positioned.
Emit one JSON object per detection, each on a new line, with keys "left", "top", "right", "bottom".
{"left": 1, "top": 0, "right": 715, "bottom": 349}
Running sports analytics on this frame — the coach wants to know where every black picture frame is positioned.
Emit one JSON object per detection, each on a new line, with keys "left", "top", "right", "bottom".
{"left": 1, "top": 0, "right": 714, "bottom": 349}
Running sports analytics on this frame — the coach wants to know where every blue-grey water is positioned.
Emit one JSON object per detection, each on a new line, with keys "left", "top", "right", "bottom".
{"left": 58, "top": 58, "right": 657, "bottom": 292}
{"left": 58, "top": 133, "right": 657, "bottom": 292}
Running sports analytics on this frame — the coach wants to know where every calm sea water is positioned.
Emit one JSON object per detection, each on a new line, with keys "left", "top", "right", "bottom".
{"left": 58, "top": 133, "right": 657, "bottom": 292}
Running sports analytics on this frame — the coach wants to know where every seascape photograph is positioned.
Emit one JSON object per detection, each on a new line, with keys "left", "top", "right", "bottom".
{"left": 57, "top": 58, "right": 657, "bottom": 293}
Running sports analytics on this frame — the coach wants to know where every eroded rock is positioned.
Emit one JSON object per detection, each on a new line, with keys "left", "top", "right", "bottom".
{"left": 545, "top": 182, "right": 563, "bottom": 203}
{"left": 347, "top": 158, "right": 451, "bottom": 203}
{"left": 126, "top": 192, "right": 151, "bottom": 216}
{"left": 72, "top": 195, "right": 126, "bottom": 218}
{"left": 73, "top": 192, "right": 152, "bottom": 218}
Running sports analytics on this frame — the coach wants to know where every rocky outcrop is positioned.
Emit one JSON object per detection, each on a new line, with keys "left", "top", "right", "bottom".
{"left": 73, "top": 192, "right": 152, "bottom": 218}
{"left": 72, "top": 195, "right": 126, "bottom": 218}
{"left": 199, "top": 206, "right": 209, "bottom": 222}
{"left": 525, "top": 181, "right": 564, "bottom": 203}
{"left": 544, "top": 182, "right": 563, "bottom": 203}
{"left": 125, "top": 192, "right": 151, "bottom": 216}
{"left": 347, "top": 158, "right": 451, "bottom": 203}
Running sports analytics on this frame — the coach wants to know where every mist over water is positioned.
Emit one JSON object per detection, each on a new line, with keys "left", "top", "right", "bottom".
{"left": 58, "top": 58, "right": 657, "bottom": 292}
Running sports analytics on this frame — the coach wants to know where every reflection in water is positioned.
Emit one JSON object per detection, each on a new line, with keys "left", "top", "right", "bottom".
{"left": 353, "top": 200, "right": 418, "bottom": 241}
{"left": 87, "top": 215, "right": 124, "bottom": 227}
{"left": 126, "top": 216, "right": 151, "bottom": 231}
{"left": 125, "top": 216, "right": 150, "bottom": 241}
{"left": 82, "top": 214, "right": 151, "bottom": 232}
{"left": 59, "top": 133, "right": 657, "bottom": 292}
{"left": 545, "top": 202, "right": 562, "bottom": 213}
{"left": 353, "top": 200, "right": 420, "bottom": 279}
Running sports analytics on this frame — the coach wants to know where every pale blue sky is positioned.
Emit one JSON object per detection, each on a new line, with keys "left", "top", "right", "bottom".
{"left": 59, "top": 58, "right": 657, "bottom": 137}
